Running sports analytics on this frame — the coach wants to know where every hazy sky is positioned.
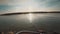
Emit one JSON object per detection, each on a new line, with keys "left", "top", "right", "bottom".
{"left": 0, "top": 0, "right": 60, "bottom": 32}
{"left": 0, "top": 0, "right": 60, "bottom": 13}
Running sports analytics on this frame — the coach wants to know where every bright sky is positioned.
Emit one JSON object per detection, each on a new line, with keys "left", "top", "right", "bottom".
{"left": 0, "top": 0, "right": 60, "bottom": 13}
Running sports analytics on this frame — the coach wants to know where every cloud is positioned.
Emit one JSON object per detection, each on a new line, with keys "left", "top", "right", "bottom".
{"left": 36, "top": 0, "right": 60, "bottom": 7}
{"left": 34, "top": 0, "right": 60, "bottom": 11}
{"left": 0, "top": 5, "right": 11, "bottom": 10}
{"left": 0, "top": 0, "right": 60, "bottom": 13}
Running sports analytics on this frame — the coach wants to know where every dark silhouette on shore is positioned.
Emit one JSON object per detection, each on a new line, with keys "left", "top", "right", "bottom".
{"left": 0, "top": 11, "right": 60, "bottom": 16}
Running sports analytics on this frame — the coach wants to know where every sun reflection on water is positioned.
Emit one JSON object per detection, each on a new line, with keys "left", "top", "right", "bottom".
{"left": 27, "top": 13, "right": 34, "bottom": 23}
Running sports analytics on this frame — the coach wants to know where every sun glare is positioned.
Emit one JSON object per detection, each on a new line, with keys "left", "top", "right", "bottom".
{"left": 27, "top": 13, "right": 34, "bottom": 23}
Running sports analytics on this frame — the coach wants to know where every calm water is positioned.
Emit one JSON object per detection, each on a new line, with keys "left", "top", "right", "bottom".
{"left": 0, "top": 13, "right": 60, "bottom": 32}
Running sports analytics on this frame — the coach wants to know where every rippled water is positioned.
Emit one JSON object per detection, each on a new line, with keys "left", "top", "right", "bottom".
{"left": 0, "top": 13, "right": 60, "bottom": 32}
